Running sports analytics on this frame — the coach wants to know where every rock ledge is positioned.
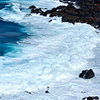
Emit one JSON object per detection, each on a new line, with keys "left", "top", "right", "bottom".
{"left": 29, "top": 0, "right": 100, "bottom": 29}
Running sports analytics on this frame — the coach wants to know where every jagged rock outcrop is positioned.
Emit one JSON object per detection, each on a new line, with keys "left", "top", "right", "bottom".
{"left": 29, "top": 0, "right": 100, "bottom": 29}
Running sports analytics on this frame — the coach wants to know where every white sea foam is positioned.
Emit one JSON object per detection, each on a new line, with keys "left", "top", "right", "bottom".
{"left": 0, "top": 0, "right": 100, "bottom": 99}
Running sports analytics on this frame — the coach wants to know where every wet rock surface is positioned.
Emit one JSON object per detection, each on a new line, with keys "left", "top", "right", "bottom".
{"left": 82, "top": 96, "right": 99, "bottom": 100}
{"left": 79, "top": 69, "right": 95, "bottom": 79}
{"left": 29, "top": 0, "right": 100, "bottom": 29}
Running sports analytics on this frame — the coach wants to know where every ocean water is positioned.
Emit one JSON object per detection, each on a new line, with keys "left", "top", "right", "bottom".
{"left": 0, "top": 19, "right": 27, "bottom": 55}
{"left": 0, "top": 0, "right": 100, "bottom": 100}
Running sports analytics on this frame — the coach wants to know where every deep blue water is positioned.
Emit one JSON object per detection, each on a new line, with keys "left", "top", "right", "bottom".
{"left": 0, "top": 19, "right": 27, "bottom": 56}
{"left": 0, "top": 2, "right": 8, "bottom": 9}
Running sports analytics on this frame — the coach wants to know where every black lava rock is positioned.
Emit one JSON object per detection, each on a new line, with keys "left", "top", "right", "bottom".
{"left": 45, "top": 90, "right": 49, "bottom": 93}
{"left": 82, "top": 96, "right": 99, "bottom": 100}
{"left": 29, "top": 5, "right": 36, "bottom": 9}
{"left": 79, "top": 69, "right": 95, "bottom": 79}
{"left": 29, "top": 0, "right": 100, "bottom": 29}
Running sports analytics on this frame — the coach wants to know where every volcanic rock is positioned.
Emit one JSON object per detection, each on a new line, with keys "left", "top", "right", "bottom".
{"left": 82, "top": 96, "right": 99, "bottom": 100}
{"left": 29, "top": 5, "right": 36, "bottom": 9}
{"left": 29, "top": 0, "right": 100, "bottom": 29}
{"left": 79, "top": 69, "right": 95, "bottom": 79}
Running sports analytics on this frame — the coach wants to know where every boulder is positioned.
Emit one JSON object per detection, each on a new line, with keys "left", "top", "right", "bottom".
{"left": 29, "top": 5, "right": 36, "bottom": 9}
{"left": 79, "top": 69, "right": 95, "bottom": 79}
{"left": 82, "top": 96, "right": 99, "bottom": 100}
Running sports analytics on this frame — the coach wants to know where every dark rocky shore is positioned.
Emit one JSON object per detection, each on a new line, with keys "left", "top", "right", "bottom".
{"left": 28, "top": 1, "right": 100, "bottom": 99}
{"left": 29, "top": 0, "right": 100, "bottom": 29}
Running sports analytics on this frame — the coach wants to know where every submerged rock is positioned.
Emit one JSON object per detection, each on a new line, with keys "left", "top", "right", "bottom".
{"left": 48, "top": 19, "right": 56, "bottom": 22}
{"left": 79, "top": 69, "right": 95, "bottom": 79}
{"left": 25, "top": 91, "right": 32, "bottom": 94}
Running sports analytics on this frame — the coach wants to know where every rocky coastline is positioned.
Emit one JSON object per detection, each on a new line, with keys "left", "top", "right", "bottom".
{"left": 29, "top": 0, "right": 100, "bottom": 29}
{"left": 28, "top": 0, "right": 100, "bottom": 99}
